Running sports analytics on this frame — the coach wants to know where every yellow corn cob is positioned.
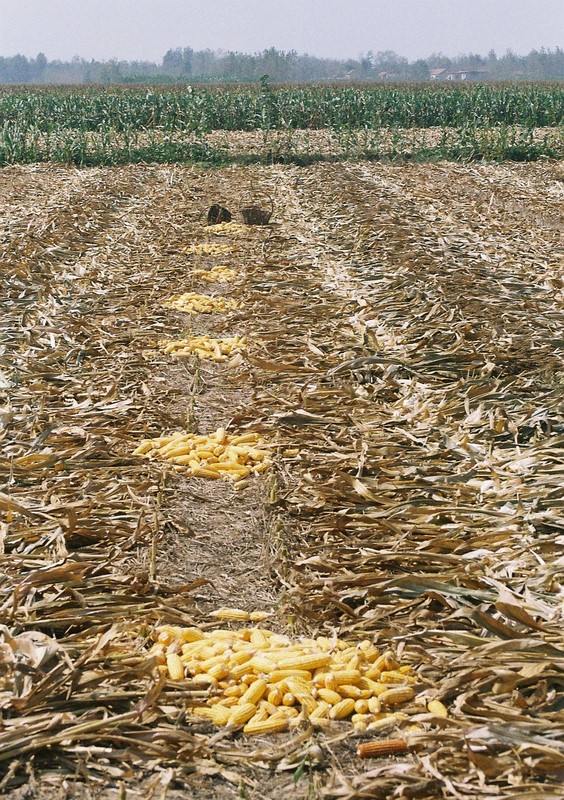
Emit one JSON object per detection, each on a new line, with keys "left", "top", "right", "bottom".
{"left": 249, "top": 707, "right": 269, "bottom": 724}
{"left": 366, "top": 713, "right": 404, "bottom": 731}
{"left": 209, "top": 706, "right": 231, "bottom": 726}
{"left": 180, "top": 628, "right": 204, "bottom": 651}
{"left": 309, "top": 701, "right": 330, "bottom": 720}
{"left": 249, "top": 611, "right": 270, "bottom": 623}
{"left": 373, "top": 651, "right": 398, "bottom": 672}
{"left": 208, "top": 664, "right": 230, "bottom": 681}
{"left": 364, "top": 665, "right": 383, "bottom": 681}
{"left": 317, "top": 688, "right": 342, "bottom": 705}
{"left": 379, "top": 687, "right": 415, "bottom": 707}
{"left": 380, "top": 670, "right": 414, "bottom": 685}
{"left": 268, "top": 669, "right": 312, "bottom": 683}
{"left": 166, "top": 653, "right": 184, "bottom": 681}
{"left": 267, "top": 688, "right": 283, "bottom": 706}
{"left": 282, "top": 693, "right": 296, "bottom": 707}
{"left": 239, "top": 679, "right": 267, "bottom": 706}
{"left": 277, "top": 654, "right": 331, "bottom": 671}
{"left": 223, "top": 685, "right": 244, "bottom": 698}
{"left": 323, "top": 672, "right": 337, "bottom": 692}
{"left": 190, "top": 674, "right": 218, "bottom": 688}
{"left": 278, "top": 706, "right": 299, "bottom": 718}
{"left": 427, "top": 699, "right": 448, "bottom": 718}
{"left": 357, "top": 738, "right": 409, "bottom": 759}
{"left": 243, "top": 714, "right": 289, "bottom": 735}
{"left": 211, "top": 608, "right": 250, "bottom": 621}
{"left": 347, "top": 655, "right": 361, "bottom": 671}
{"left": 339, "top": 685, "right": 372, "bottom": 700}
{"left": 227, "top": 703, "right": 258, "bottom": 727}
{"left": 248, "top": 656, "right": 277, "bottom": 674}
{"left": 331, "top": 671, "right": 362, "bottom": 686}
{"left": 259, "top": 700, "right": 280, "bottom": 716}
{"left": 355, "top": 699, "right": 370, "bottom": 715}
{"left": 249, "top": 629, "right": 270, "bottom": 647}
{"left": 133, "top": 440, "right": 154, "bottom": 455}
{"left": 216, "top": 697, "right": 238, "bottom": 708}
{"left": 328, "top": 698, "right": 356, "bottom": 720}
{"left": 368, "top": 696, "right": 381, "bottom": 714}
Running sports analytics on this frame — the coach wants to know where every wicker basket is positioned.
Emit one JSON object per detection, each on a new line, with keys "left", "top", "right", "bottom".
{"left": 239, "top": 193, "right": 274, "bottom": 225}
{"left": 207, "top": 204, "right": 232, "bottom": 225}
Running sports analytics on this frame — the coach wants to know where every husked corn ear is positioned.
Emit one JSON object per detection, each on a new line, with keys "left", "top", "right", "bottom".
{"left": 210, "top": 706, "right": 231, "bottom": 726}
{"left": 277, "top": 654, "right": 331, "bottom": 671}
{"left": 240, "top": 679, "right": 267, "bottom": 706}
{"left": 427, "top": 699, "right": 448, "bottom": 718}
{"left": 194, "top": 265, "right": 238, "bottom": 283}
{"left": 134, "top": 429, "right": 271, "bottom": 483}
{"left": 227, "top": 703, "right": 258, "bottom": 726}
{"left": 357, "top": 738, "right": 409, "bottom": 759}
{"left": 163, "top": 291, "right": 238, "bottom": 315}
{"left": 269, "top": 669, "right": 312, "bottom": 683}
{"left": 244, "top": 713, "right": 289, "bottom": 735}
{"left": 166, "top": 653, "right": 184, "bottom": 681}
{"left": 317, "top": 688, "right": 342, "bottom": 705}
{"left": 331, "top": 670, "right": 362, "bottom": 686}
{"left": 367, "top": 713, "right": 405, "bottom": 731}
{"left": 211, "top": 608, "right": 250, "bottom": 621}
{"left": 310, "top": 701, "right": 330, "bottom": 719}
{"left": 355, "top": 699, "right": 370, "bottom": 715}
{"left": 379, "top": 687, "right": 415, "bottom": 706}
{"left": 329, "top": 698, "right": 356, "bottom": 720}
{"left": 380, "top": 670, "right": 414, "bottom": 684}
{"left": 249, "top": 611, "right": 270, "bottom": 622}
{"left": 267, "top": 688, "right": 283, "bottom": 705}
{"left": 187, "top": 242, "right": 234, "bottom": 255}
{"left": 148, "top": 623, "right": 419, "bottom": 735}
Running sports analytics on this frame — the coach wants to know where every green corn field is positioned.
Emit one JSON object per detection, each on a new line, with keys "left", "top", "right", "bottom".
{"left": 0, "top": 82, "right": 562, "bottom": 165}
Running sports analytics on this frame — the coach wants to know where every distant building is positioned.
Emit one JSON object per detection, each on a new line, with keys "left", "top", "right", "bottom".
{"left": 430, "top": 68, "right": 488, "bottom": 81}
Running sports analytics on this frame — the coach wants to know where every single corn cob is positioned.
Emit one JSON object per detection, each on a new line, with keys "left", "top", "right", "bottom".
{"left": 239, "top": 679, "right": 267, "bottom": 706}
{"left": 211, "top": 608, "right": 250, "bottom": 621}
{"left": 317, "top": 688, "right": 343, "bottom": 706}
{"left": 328, "top": 698, "right": 356, "bottom": 720}
{"left": 227, "top": 703, "right": 258, "bottom": 727}
{"left": 166, "top": 653, "right": 184, "bottom": 681}
{"left": 379, "top": 687, "right": 415, "bottom": 707}
{"left": 243, "top": 713, "right": 289, "bottom": 735}
{"left": 357, "top": 739, "right": 409, "bottom": 759}
{"left": 277, "top": 653, "right": 331, "bottom": 671}
{"left": 427, "top": 699, "right": 448, "bottom": 718}
{"left": 209, "top": 706, "right": 231, "bottom": 726}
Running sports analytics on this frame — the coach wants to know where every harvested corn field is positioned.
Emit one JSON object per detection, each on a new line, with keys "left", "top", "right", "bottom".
{"left": 0, "top": 160, "right": 563, "bottom": 799}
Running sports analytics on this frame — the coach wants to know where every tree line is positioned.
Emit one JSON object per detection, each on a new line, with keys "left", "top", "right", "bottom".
{"left": 0, "top": 46, "right": 563, "bottom": 84}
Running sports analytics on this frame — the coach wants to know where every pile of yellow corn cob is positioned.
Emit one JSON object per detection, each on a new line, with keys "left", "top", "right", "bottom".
{"left": 163, "top": 292, "right": 238, "bottom": 315}
{"left": 194, "top": 266, "right": 238, "bottom": 283}
{"left": 147, "top": 614, "right": 445, "bottom": 735}
{"left": 161, "top": 335, "right": 246, "bottom": 361}
{"left": 133, "top": 428, "right": 270, "bottom": 481}
{"left": 187, "top": 242, "right": 235, "bottom": 255}
{"left": 207, "top": 222, "right": 249, "bottom": 237}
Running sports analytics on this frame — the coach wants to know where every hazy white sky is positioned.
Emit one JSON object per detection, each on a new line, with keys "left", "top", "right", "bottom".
{"left": 0, "top": 0, "right": 562, "bottom": 62}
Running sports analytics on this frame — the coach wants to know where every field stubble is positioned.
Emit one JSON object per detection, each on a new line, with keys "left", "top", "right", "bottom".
{"left": 0, "top": 159, "right": 563, "bottom": 798}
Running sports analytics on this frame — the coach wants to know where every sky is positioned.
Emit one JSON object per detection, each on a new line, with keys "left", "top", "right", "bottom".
{"left": 0, "top": 0, "right": 562, "bottom": 63}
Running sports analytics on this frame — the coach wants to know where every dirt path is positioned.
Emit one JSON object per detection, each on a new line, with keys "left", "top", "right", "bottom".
{"left": 1, "top": 161, "right": 562, "bottom": 799}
